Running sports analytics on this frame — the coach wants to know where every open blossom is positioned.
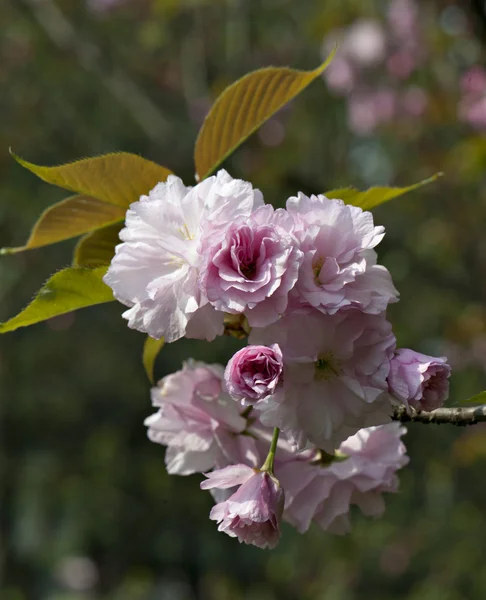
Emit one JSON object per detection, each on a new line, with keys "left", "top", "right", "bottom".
{"left": 144, "top": 360, "right": 259, "bottom": 475}
{"left": 287, "top": 193, "right": 398, "bottom": 315}
{"left": 201, "top": 465, "right": 284, "bottom": 549}
{"left": 225, "top": 344, "right": 283, "bottom": 406}
{"left": 388, "top": 349, "right": 451, "bottom": 411}
{"left": 278, "top": 423, "right": 408, "bottom": 534}
{"left": 104, "top": 170, "right": 263, "bottom": 343}
{"left": 199, "top": 205, "right": 303, "bottom": 327}
{"left": 250, "top": 309, "right": 396, "bottom": 452}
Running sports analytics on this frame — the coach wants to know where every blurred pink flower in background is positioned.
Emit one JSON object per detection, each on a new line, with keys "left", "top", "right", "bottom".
{"left": 461, "top": 67, "right": 486, "bottom": 95}
{"left": 401, "top": 86, "right": 428, "bottom": 117}
{"left": 347, "top": 90, "right": 397, "bottom": 135}
{"left": 325, "top": 56, "right": 355, "bottom": 95}
{"left": 321, "top": 0, "right": 429, "bottom": 135}
{"left": 458, "top": 67, "right": 486, "bottom": 131}
{"left": 345, "top": 20, "right": 386, "bottom": 66}
{"left": 387, "top": 52, "right": 416, "bottom": 80}
{"left": 459, "top": 97, "right": 486, "bottom": 131}
{"left": 388, "top": 0, "right": 419, "bottom": 41}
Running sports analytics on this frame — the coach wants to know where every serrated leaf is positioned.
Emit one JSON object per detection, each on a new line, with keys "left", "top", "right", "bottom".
{"left": 74, "top": 222, "right": 123, "bottom": 268}
{"left": 11, "top": 151, "right": 173, "bottom": 208}
{"left": 194, "top": 51, "right": 336, "bottom": 180}
{"left": 325, "top": 173, "right": 443, "bottom": 211}
{"left": 0, "top": 267, "right": 114, "bottom": 333}
{"left": 1, "top": 195, "right": 125, "bottom": 255}
{"left": 143, "top": 336, "right": 165, "bottom": 384}
{"left": 459, "top": 391, "right": 486, "bottom": 405}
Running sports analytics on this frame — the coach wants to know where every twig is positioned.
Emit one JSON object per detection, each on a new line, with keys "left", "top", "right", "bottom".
{"left": 392, "top": 405, "right": 486, "bottom": 426}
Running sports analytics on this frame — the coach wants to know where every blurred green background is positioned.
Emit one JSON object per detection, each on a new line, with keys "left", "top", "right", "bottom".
{"left": 2, "top": 0, "right": 486, "bottom": 598}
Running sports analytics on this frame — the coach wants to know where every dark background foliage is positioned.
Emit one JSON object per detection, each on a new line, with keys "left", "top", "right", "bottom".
{"left": 2, "top": 0, "right": 486, "bottom": 598}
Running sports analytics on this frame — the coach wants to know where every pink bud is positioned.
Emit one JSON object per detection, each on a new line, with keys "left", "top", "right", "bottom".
{"left": 224, "top": 344, "right": 284, "bottom": 405}
{"left": 388, "top": 348, "right": 451, "bottom": 411}
{"left": 201, "top": 465, "right": 284, "bottom": 549}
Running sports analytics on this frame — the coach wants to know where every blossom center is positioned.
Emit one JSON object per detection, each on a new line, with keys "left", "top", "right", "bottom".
{"left": 312, "top": 256, "right": 324, "bottom": 284}
{"left": 314, "top": 352, "right": 340, "bottom": 381}
{"left": 240, "top": 260, "right": 257, "bottom": 280}
{"left": 178, "top": 223, "right": 195, "bottom": 241}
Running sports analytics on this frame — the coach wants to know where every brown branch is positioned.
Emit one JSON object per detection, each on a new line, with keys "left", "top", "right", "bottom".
{"left": 392, "top": 405, "right": 486, "bottom": 426}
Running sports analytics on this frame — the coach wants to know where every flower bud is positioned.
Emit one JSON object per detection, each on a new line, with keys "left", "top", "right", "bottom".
{"left": 201, "top": 464, "right": 284, "bottom": 549}
{"left": 388, "top": 348, "right": 451, "bottom": 411}
{"left": 224, "top": 344, "right": 284, "bottom": 405}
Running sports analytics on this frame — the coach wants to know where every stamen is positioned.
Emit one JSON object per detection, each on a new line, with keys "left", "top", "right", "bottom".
{"left": 314, "top": 352, "right": 340, "bottom": 380}
{"left": 313, "top": 257, "right": 324, "bottom": 283}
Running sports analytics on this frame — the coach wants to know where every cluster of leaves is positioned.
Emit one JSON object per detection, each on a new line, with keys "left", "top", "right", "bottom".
{"left": 1, "top": 54, "right": 439, "bottom": 382}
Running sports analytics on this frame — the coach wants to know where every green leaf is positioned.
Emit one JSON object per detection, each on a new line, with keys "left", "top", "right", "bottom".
{"left": 194, "top": 51, "right": 336, "bottom": 181}
{"left": 0, "top": 267, "right": 114, "bottom": 333}
{"left": 11, "top": 151, "right": 173, "bottom": 208}
{"left": 143, "top": 336, "right": 165, "bottom": 384}
{"left": 325, "top": 173, "right": 443, "bottom": 211}
{"left": 459, "top": 391, "right": 486, "bottom": 405}
{"left": 1, "top": 195, "right": 125, "bottom": 255}
{"left": 73, "top": 222, "right": 123, "bottom": 268}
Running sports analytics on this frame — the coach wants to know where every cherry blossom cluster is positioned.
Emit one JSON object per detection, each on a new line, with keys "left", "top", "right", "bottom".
{"left": 104, "top": 170, "right": 451, "bottom": 549}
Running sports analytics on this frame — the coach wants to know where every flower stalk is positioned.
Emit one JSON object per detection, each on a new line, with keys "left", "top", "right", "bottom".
{"left": 260, "top": 427, "right": 280, "bottom": 475}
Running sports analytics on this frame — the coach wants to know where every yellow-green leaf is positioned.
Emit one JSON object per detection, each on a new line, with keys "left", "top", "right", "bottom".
{"left": 459, "top": 391, "right": 486, "bottom": 406}
{"left": 194, "top": 51, "right": 336, "bottom": 181}
{"left": 1, "top": 195, "right": 125, "bottom": 255}
{"left": 143, "top": 336, "right": 165, "bottom": 384}
{"left": 11, "top": 151, "right": 173, "bottom": 208}
{"left": 0, "top": 267, "right": 114, "bottom": 333}
{"left": 73, "top": 222, "right": 123, "bottom": 268}
{"left": 325, "top": 173, "right": 443, "bottom": 211}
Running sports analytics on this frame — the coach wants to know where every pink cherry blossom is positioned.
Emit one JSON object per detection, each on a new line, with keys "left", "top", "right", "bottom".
{"left": 459, "top": 95, "right": 486, "bottom": 131}
{"left": 388, "top": 349, "right": 451, "bottom": 411}
{"left": 104, "top": 170, "right": 263, "bottom": 343}
{"left": 144, "top": 360, "right": 259, "bottom": 475}
{"left": 201, "top": 465, "right": 284, "bottom": 549}
{"left": 250, "top": 308, "right": 396, "bottom": 452}
{"left": 200, "top": 205, "right": 303, "bottom": 327}
{"left": 277, "top": 423, "right": 408, "bottom": 534}
{"left": 344, "top": 20, "right": 386, "bottom": 66}
{"left": 287, "top": 193, "right": 398, "bottom": 314}
{"left": 225, "top": 344, "right": 284, "bottom": 406}
{"left": 388, "top": 0, "right": 419, "bottom": 41}
{"left": 323, "top": 56, "right": 355, "bottom": 95}
{"left": 386, "top": 52, "right": 416, "bottom": 80}
{"left": 401, "top": 86, "right": 428, "bottom": 117}
{"left": 460, "top": 67, "right": 486, "bottom": 95}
